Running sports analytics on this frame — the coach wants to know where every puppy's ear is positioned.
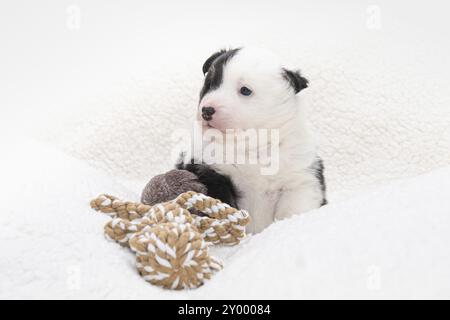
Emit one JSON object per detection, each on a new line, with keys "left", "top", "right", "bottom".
{"left": 282, "top": 68, "right": 309, "bottom": 94}
{"left": 202, "top": 49, "right": 226, "bottom": 75}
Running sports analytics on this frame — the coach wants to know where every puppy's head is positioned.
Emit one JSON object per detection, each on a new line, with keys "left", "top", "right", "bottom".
{"left": 199, "top": 47, "right": 308, "bottom": 131}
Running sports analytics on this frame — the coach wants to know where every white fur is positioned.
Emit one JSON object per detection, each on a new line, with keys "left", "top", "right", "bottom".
{"left": 197, "top": 48, "right": 324, "bottom": 234}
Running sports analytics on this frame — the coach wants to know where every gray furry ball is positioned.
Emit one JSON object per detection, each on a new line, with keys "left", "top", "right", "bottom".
{"left": 141, "top": 169, "right": 207, "bottom": 205}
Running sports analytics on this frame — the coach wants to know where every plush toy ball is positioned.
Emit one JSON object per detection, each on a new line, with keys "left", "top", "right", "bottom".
{"left": 129, "top": 222, "right": 223, "bottom": 290}
{"left": 91, "top": 191, "right": 251, "bottom": 290}
{"left": 141, "top": 169, "right": 207, "bottom": 205}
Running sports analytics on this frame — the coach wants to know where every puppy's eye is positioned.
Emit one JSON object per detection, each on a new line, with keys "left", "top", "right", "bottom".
{"left": 239, "top": 86, "right": 252, "bottom": 96}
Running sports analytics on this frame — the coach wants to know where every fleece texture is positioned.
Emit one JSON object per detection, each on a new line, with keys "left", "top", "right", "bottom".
{"left": 1, "top": 1, "right": 450, "bottom": 299}
{"left": 1, "top": 138, "right": 449, "bottom": 299}
{"left": 3, "top": 1, "right": 449, "bottom": 202}
{"left": 32, "top": 39, "right": 450, "bottom": 202}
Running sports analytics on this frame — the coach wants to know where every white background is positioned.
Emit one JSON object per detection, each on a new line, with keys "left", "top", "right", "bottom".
{"left": 1, "top": 0, "right": 450, "bottom": 299}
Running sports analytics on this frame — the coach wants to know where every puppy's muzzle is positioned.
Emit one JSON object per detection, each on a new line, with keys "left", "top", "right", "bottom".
{"left": 201, "top": 106, "right": 215, "bottom": 121}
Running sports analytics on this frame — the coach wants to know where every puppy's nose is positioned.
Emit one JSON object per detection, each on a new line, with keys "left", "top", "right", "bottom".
{"left": 201, "top": 106, "right": 215, "bottom": 121}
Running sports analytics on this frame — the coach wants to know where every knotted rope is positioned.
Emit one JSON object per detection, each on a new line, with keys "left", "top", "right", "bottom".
{"left": 90, "top": 191, "right": 250, "bottom": 289}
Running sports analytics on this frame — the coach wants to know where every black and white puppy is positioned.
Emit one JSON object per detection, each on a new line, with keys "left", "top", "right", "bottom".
{"left": 177, "top": 47, "right": 326, "bottom": 233}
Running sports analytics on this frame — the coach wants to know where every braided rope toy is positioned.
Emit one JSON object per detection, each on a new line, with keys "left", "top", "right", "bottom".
{"left": 90, "top": 191, "right": 250, "bottom": 290}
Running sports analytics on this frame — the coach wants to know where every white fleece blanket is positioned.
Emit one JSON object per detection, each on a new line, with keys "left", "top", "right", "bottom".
{"left": 1, "top": 138, "right": 449, "bottom": 299}
{"left": 2, "top": 0, "right": 450, "bottom": 299}
{"left": 4, "top": 1, "right": 449, "bottom": 202}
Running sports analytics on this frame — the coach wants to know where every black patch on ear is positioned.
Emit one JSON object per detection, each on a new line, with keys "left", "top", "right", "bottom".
{"left": 309, "top": 157, "right": 327, "bottom": 206}
{"left": 176, "top": 157, "right": 241, "bottom": 208}
{"left": 202, "top": 50, "right": 227, "bottom": 75}
{"left": 199, "top": 48, "right": 240, "bottom": 100}
{"left": 282, "top": 68, "right": 309, "bottom": 94}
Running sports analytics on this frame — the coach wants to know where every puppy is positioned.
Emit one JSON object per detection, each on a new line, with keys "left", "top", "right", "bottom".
{"left": 177, "top": 47, "right": 326, "bottom": 233}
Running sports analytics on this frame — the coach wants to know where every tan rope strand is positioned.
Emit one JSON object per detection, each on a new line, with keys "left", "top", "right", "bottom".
{"left": 90, "top": 194, "right": 151, "bottom": 220}
{"left": 174, "top": 191, "right": 251, "bottom": 245}
{"left": 90, "top": 191, "right": 249, "bottom": 290}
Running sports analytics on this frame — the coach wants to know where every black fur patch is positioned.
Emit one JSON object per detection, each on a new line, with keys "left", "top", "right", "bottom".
{"left": 202, "top": 50, "right": 227, "bottom": 75}
{"left": 199, "top": 48, "right": 240, "bottom": 100}
{"left": 176, "top": 157, "right": 240, "bottom": 208}
{"left": 282, "top": 68, "right": 309, "bottom": 94}
{"left": 310, "top": 157, "right": 328, "bottom": 206}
